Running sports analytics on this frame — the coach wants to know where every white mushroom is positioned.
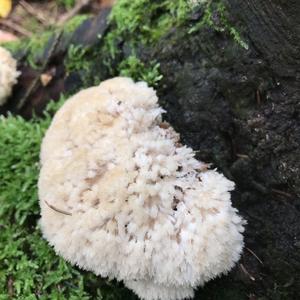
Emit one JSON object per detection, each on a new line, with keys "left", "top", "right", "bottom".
{"left": 0, "top": 46, "right": 20, "bottom": 106}
{"left": 39, "top": 77, "right": 245, "bottom": 300}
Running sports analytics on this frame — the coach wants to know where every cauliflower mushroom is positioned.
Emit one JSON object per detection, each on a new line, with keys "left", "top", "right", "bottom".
{"left": 39, "top": 77, "right": 245, "bottom": 300}
{"left": 0, "top": 46, "right": 20, "bottom": 106}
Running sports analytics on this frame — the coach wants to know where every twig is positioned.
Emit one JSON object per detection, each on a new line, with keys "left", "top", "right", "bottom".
{"left": 240, "top": 263, "right": 255, "bottom": 281}
{"left": 45, "top": 200, "right": 72, "bottom": 216}
{"left": 57, "top": 0, "right": 92, "bottom": 25}
{"left": 236, "top": 153, "right": 250, "bottom": 159}
{"left": 245, "top": 247, "right": 263, "bottom": 265}
{"left": 271, "top": 188, "right": 293, "bottom": 198}
{"left": 19, "top": 0, "right": 55, "bottom": 26}
{"left": 256, "top": 89, "right": 261, "bottom": 105}
{"left": 0, "top": 19, "right": 32, "bottom": 37}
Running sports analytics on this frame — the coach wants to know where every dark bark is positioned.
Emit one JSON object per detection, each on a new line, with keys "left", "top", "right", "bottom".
{"left": 138, "top": 1, "right": 300, "bottom": 299}
{"left": 227, "top": 0, "right": 300, "bottom": 81}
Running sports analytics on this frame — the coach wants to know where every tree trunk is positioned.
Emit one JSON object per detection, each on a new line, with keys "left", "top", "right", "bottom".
{"left": 139, "top": 1, "right": 300, "bottom": 298}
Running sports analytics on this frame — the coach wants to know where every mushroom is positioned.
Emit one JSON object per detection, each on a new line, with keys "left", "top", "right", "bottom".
{"left": 39, "top": 77, "right": 245, "bottom": 300}
{"left": 0, "top": 46, "right": 20, "bottom": 106}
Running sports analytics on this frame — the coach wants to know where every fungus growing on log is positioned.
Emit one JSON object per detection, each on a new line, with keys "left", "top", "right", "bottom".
{"left": 39, "top": 77, "right": 245, "bottom": 300}
{"left": 0, "top": 46, "right": 20, "bottom": 106}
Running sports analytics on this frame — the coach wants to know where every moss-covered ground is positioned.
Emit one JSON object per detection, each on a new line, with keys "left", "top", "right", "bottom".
{"left": 0, "top": 98, "right": 138, "bottom": 299}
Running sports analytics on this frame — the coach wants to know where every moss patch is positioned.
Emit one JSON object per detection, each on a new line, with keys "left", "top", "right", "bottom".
{"left": 105, "top": 0, "right": 192, "bottom": 58}
{"left": 118, "top": 55, "right": 163, "bottom": 86}
{"left": 188, "top": 1, "right": 248, "bottom": 49}
{"left": 65, "top": 44, "right": 90, "bottom": 74}
{"left": 98, "top": 0, "right": 193, "bottom": 86}
{"left": 100, "top": 0, "right": 248, "bottom": 87}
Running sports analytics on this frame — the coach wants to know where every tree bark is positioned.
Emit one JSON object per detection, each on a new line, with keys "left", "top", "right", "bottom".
{"left": 139, "top": 1, "right": 300, "bottom": 298}
{"left": 227, "top": 0, "right": 300, "bottom": 82}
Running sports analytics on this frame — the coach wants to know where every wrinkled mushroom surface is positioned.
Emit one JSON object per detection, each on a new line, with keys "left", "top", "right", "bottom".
{"left": 0, "top": 46, "right": 20, "bottom": 106}
{"left": 39, "top": 77, "right": 245, "bottom": 300}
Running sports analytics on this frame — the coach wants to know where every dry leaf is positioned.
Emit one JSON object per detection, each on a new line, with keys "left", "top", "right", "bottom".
{"left": 40, "top": 68, "right": 56, "bottom": 86}
{"left": 40, "top": 73, "right": 53, "bottom": 87}
{"left": 0, "top": 0, "right": 12, "bottom": 18}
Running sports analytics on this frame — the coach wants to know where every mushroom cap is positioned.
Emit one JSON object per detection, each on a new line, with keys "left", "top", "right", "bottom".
{"left": 39, "top": 77, "right": 245, "bottom": 300}
{"left": 0, "top": 46, "right": 20, "bottom": 106}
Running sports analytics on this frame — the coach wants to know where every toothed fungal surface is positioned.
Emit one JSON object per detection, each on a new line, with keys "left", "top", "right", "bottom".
{"left": 0, "top": 46, "right": 20, "bottom": 106}
{"left": 39, "top": 77, "right": 245, "bottom": 300}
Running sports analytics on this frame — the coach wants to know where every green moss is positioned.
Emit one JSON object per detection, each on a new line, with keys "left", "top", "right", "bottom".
{"left": 1, "top": 15, "right": 89, "bottom": 69}
{"left": 64, "top": 14, "right": 89, "bottom": 33}
{"left": 0, "top": 96, "right": 65, "bottom": 226}
{"left": 101, "top": 0, "right": 247, "bottom": 89}
{"left": 0, "top": 100, "right": 63, "bottom": 298}
{"left": 0, "top": 39, "right": 23, "bottom": 54}
{"left": 25, "top": 31, "right": 55, "bottom": 69}
{"left": 1, "top": 32, "right": 53, "bottom": 69}
{"left": 1, "top": 33, "right": 47, "bottom": 67}
{"left": 96, "top": 0, "right": 189, "bottom": 87}
{"left": 65, "top": 44, "right": 90, "bottom": 74}
{"left": 57, "top": 0, "right": 76, "bottom": 10}
{"left": 118, "top": 55, "right": 163, "bottom": 86}
{"left": 66, "top": 0, "right": 241, "bottom": 90}
{"left": 64, "top": 43, "right": 106, "bottom": 88}
{"left": 188, "top": 1, "right": 248, "bottom": 49}
{"left": 104, "top": 0, "right": 192, "bottom": 58}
